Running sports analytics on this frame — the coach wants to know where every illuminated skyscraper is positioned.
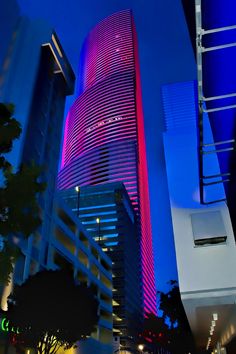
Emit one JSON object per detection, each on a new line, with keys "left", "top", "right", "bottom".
{"left": 59, "top": 182, "right": 142, "bottom": 351}
{"left": 58, "top": 9, "right": 156, "bottom": 315}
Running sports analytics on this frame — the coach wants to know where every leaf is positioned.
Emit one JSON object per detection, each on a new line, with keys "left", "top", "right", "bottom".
{"left": 0, "top": 103, "right": 22, "bottom": 155}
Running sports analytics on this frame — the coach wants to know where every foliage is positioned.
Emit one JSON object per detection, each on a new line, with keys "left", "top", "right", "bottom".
{"left": 140, "top": 281, "right": 196, "bottom": 354}
{"left": 157, "top": 280, "right": 186, "bottom": 329}
{"left": 0, "top": 103, "right": 21, "bottom": 171}
{"left": 0, "top": 103, "right": 45, "bottom": 285}
{"left": 6, "top": 270, "right": 99, "bottom": 354}
{"left": 141, "top": 313, "right": 169, "bottom": 347}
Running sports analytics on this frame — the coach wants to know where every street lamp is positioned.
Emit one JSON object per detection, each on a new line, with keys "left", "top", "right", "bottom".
{"left": 96, "top": 217, "right": 101, "bottom": 244}
{"left": 74, "top": 186, "right": 80, "bottom": 217}
{"left": 138, "top": 344, "right": 144, "bottom": 353}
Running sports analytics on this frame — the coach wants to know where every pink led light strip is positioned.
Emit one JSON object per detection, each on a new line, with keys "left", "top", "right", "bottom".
{"left": 59, "top": 9, "right": 157, "bottom": 316}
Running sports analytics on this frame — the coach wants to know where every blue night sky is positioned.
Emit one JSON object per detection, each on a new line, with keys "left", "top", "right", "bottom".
{"left": 18, "top": 0, "right": 196, "bottom": 292}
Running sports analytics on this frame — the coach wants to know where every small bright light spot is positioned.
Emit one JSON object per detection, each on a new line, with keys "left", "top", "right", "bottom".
{"left": 75, "top": 186, "right": 80, "bottom": 192}
{"left": 213, "top": 313, "right": 218, "bottom": 321}
{"left": 96, "top": 217, "right": 100, "bottom": 224}
{"left": 138, "top": 344, "right": 144, "bottom": 351}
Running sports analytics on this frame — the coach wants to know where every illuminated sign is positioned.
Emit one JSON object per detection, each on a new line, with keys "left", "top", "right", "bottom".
{"left": 0, "top": 317, "right": 19, "bottom": 334}
{"left": 86, "top": 115, "right": 125, "bottom": 133}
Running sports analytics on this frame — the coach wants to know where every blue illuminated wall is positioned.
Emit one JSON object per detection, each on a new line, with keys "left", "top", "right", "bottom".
{"left": 201, "top": 0, "right": 236, "bottom": 177}
{"left": 162, "top": 80, "right": 225, "bottom": 207}
{"left": 182, "top": 0, "right": 236, "bottom": 195}
{"left": 181, "top": 0, "right": 236, "bottom": 236}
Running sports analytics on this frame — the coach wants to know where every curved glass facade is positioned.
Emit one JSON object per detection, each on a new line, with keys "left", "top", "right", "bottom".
{"left": 58, "top": 9, "right": 156, "bottom": 315}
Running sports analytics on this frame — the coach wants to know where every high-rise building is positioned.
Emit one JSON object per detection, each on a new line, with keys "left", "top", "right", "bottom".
{"left": 0, "top": 0, "right": 19, "bottom": 77}
{"left": 0, "top": 14, "right": 113, "bottom": 354}
{"left": 0, "top": 16, "right": 75, "bottom": 278}
{"left": 59, "top": 182, "right": 142, "bottom": 351}
{"left": 49, "top": 196, "right": 113, "bottom": 354}
{"left": 58, "top": 9, "right": 156, "bottom": 315}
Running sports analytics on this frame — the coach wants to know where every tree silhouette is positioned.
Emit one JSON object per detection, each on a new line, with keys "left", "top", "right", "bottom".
{"left": 141, "top": 313, "right": 169, "bottom": 347}
{"left": 140, "top": 281, "right": 196, "bottom": 354}
{"left": 158, "top": 281, "right": 196, "bottom": 354}
{"left": 0, "top": 103, "right": 21, "bottom": 171}
{"left": 0, "top": 103, "right": 45, "bottom": 285}
{"left": 6, "top": 270, "right": 99, "bottom": 354}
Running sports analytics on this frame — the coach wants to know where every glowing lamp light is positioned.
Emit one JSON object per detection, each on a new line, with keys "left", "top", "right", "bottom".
{"left": 213, "top": 313, "right": 218, "bottom": 321}
{"left": 75, "top": 186, "right": 80, "bottom": 192}
{"left": 96, "top": 217, "right": 100, "bottom": 224}
{"left": 138, "top": 344, "right": 144, "bottom": 351}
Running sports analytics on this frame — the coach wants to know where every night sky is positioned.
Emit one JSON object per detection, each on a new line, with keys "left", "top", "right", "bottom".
{"left": 18, "top": 0, "right": 196, "bottom": 292}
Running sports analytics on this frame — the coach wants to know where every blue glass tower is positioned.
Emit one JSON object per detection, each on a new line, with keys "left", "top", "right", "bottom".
{"left": 0, "top": 15, "right": 75, "bottom": 281}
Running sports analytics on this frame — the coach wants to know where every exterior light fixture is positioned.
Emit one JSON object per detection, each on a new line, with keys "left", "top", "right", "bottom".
{"left": 96, "top": 218, "right": 101, "bottom": 244}
{"left": 138, "top": 344, "right": 144, "bottom": 352}
{"left": 74, "top": 186, "right": 80, "bottom": 217}
{"left": 213, "top": 313, "right": 218, "bottom": 321}
{"left": 212, "top": 320, "right": 216, "bottom": 327}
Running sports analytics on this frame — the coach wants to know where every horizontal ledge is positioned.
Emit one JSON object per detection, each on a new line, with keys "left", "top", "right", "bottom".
{"left": 201, "top": 24, "right": 236, "bottom": 35}
{"left": 201, "top": 198, "right": 227, "bottom": 205}
{"left": 202, "top": 92, "right": 236, "bottom": 102}
{"left": 202, "top": 139, "right": 235, "bottom": 147}
{"left": 201, "top": 42, "right": 236, "bottom": 52}
{"left": 202, "top": 179, "right": 230, "bottom": 186}
{"left": 203, "top": 104, "right": 236, "bottom": 113}
{"left": 201, "top": 173, "right": 231, "bottom": 179}
{"left": 201, "top": 147, "right": 234, "bottom": 154}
